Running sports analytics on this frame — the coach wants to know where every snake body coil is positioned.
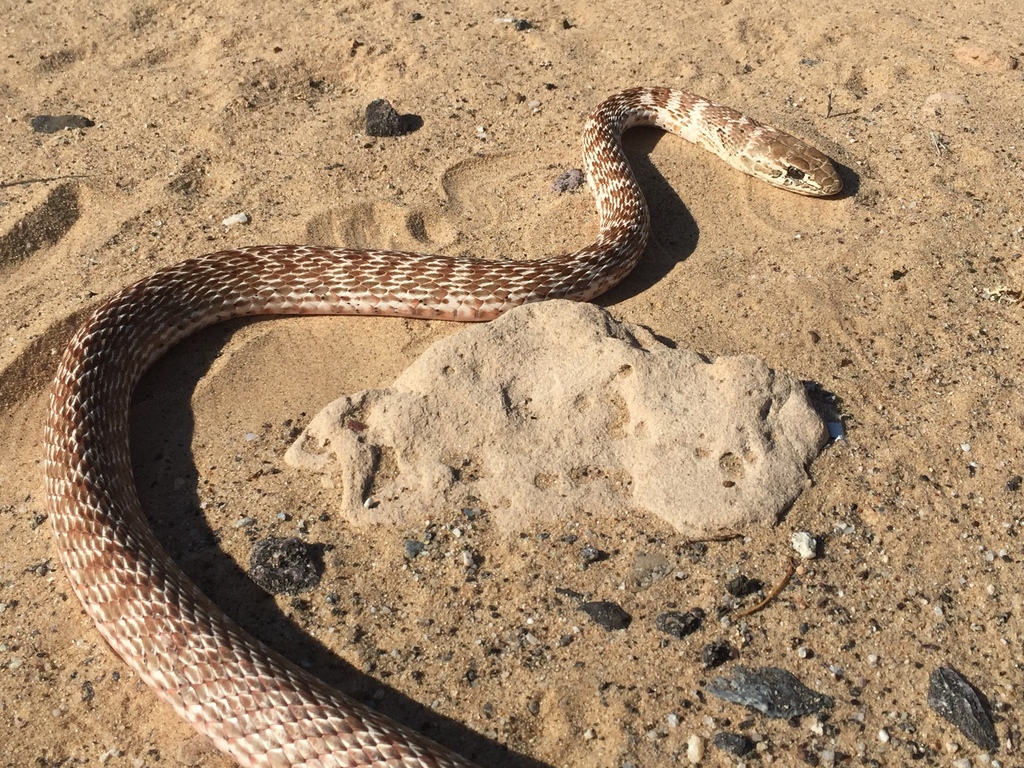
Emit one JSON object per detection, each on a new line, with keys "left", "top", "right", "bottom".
{"left": 45, "top": 87, "right": 840, "bottom": 767}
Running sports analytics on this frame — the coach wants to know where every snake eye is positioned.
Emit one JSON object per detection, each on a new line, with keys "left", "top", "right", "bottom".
{"left": 786, "top": 166, "right": 806, "bottom": 181}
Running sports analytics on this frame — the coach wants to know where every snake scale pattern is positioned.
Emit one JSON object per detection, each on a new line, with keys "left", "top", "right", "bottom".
{"left": 44, "top": 87, "right": 840, "bottom": 767}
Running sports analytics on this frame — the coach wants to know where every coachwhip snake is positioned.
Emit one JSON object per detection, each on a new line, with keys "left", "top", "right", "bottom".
{"left": 44, "top": 87, "right": 840, "bottom": 767}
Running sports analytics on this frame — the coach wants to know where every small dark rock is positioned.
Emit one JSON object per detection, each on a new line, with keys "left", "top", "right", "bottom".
{"left": 512, "top": 18, "right": 532, "bottom": 31}
{"left": 1006, "top": 475, "right": 1022, "bottom": 492}
{"left": 655, "top": 609, "right": 705, "bottom": 639}
{"left": 550, "top": 168, "right": 585, "bottom": 194}
{"left": 580, "top": 600, "right": 631, "bottom": 630}
{"left": 713, "top": 732, "right": 754, "bottom": 756}
{"left": 580, "top": 545, "right": 608, "bottom": 564}
{"left": 726, "top": 574, "right": 764, "bottom": 598}
{"left": 248, "top": 537, "right": 322, "bottom": 595}
{"left": 404, "top": 539, "right": 425, "bottom": 559}
{"left": 365, "top": 99, "right": 411, "bottom": 136}
{"left": 30, "top": 114, "right": 95, "bottom": 133}
{"left": 701, "top": 640, "right": 735, "bottom": 668}
{"left": 679, "top": 541, "right": 708, "bottom": 563}
{"left": 409, "top": 11, "right": 423, "bottom": 21}
{"left": 706, "top": 666, "right": 834, "bottom": 719}
{"left": 927, "top": 666, "right": 998, "bottom": 751}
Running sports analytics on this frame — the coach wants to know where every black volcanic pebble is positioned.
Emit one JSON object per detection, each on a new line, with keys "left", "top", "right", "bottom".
{"left": 701, "top": 640, "right": 735, "bottom": 668}
{"left": 655, "top": 609, "right": 705, "bottom": 639}
{"left": 713, "top": 732, "right": 755, "bottom": 756}
{"left": 580, "top": 600, "right": 631, "bottom": 630}
{"left": 927, "top": 666, "right": 998, "bottom": 751}
{"left": 365, "top": 99, "right": 404, "bottom": 136}
{"left": 249, "top": 537, "right": 322, "bottom": 595}
{"left": 706, "top": 666, "right": 833, "bottom": 719}
{"left": 725, "top": 574, "right": 764, "bottom": 597}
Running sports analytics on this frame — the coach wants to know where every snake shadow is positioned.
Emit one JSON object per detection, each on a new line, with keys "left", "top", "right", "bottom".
{"left": 131, "top": 322, "right": 550, "bottom": 768}
{"left": 597, "top": 128, "right": 861, "bottom": 309}
{"left": 597, "top": 127, "right": 700, "bottom": 306}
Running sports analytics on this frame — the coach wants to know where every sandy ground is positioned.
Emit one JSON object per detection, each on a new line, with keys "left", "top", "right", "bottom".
{"left": 2, "top": 0, "right": 1023, "bottom": 766}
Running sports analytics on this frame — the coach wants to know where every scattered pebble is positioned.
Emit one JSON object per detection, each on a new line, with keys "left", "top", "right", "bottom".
{"left": 655, "top": 609, "right": 705, "bottom": 639}
{"left": 30, "top": 114, "right": 95, "bottom": 133}
{"left": 579, "top": 600, "right": 631, "bottom": 630}
{"left": 221, "top": 211, "right": 250, "bottom": 227}
{"left": 365, "top": 99, "right": 408, "bottom": 137}
{"left": 580, "top": 545, "right": 607, "bottom": 565}
{"left": 725, "top": 574, "right": 764, "bottom": 597}
{"left": 927, "top": 666, "right": 999, "bottom": 751}
{"left": 404, "top": 539, "right": 425, "bottom": 558}
{"left": 248, "top": 537, "right": 322, "bottom": 595}
{"left": 714, "top": 731, "right": 755, "bottom": 756}
{"left": 791, "top": 531, "right": 819, "bottom": 559}
{"left": 701, "top": 640, "right": 734, "bottom": 668}
{"left": 706, "top": 666, "right": 834, "bottom": 718}
{"left": 686, "top": 734, "right": 705, "bottom": 764}
{"left": 550, "top": 168, "right": 585, "bottom": 193}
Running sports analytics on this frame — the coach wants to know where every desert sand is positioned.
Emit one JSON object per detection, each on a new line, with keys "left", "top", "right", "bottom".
{"left": 1, "top": 0, "right": 1022, "bottom": 765}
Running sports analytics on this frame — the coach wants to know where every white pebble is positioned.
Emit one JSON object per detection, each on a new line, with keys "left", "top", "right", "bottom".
{"left": 221, "top": 211, "right": 250, "bottom": 227}
{"left": 951, "top": 759, "right": 971, "bottom": 768}
{"left": 666, "top": 712, "right": 680, "bottom": 728}
{"left": 791, "top": 531, "right": 818, "bottom": 559}
{"left": 878, "top": 728, "right": 890, "bottom": 743}
{"left": 686, "top": 734, "right": 705, "bottom": 763}
{"left": 583, "top": 727, "right": 597, "bottom": 741}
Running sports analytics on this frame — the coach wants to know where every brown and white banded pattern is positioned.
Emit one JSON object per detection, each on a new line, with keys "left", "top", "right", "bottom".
{"left": 44, "top": 87, "right": 840, "bottom": 768}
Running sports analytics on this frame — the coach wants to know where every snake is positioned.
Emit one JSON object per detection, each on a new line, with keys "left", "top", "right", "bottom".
{"left": 43, "top": 86, "right": 840, "bottom": 767}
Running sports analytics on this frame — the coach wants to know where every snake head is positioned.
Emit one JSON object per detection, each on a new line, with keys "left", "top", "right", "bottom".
{"left": 756, "top": 131, "right": 843, "bottom": 197}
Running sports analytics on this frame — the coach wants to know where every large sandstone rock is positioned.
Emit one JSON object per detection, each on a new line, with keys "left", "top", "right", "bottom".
{"left": 285, "top": 300, "right": 829, "bottom": 537}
